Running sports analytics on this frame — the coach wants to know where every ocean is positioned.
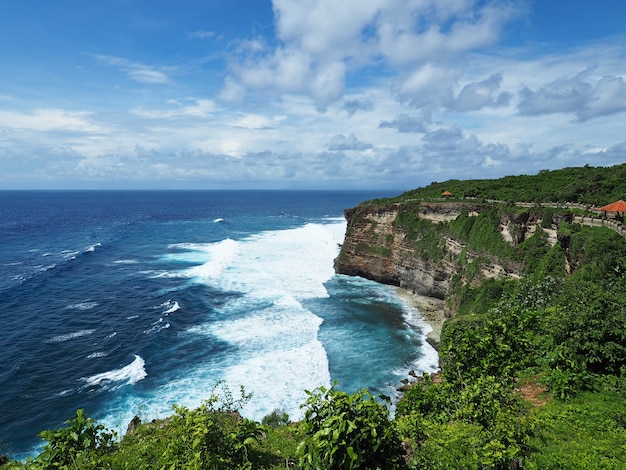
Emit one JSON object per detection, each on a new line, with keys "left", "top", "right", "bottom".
{"left": 0, "top": 190, "right": 438, "bottom": 459}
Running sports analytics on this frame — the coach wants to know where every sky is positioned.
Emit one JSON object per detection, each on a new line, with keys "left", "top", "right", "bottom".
{"left": 1, "top": 0, "right": 625, "bottom": 190}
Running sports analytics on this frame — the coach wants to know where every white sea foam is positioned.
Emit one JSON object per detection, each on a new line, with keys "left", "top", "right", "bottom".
{"left": 188, "top": 291, "right": 331, "bottom": 421}
{"left": 177, "top": 239, "right": 239, "bottom": 281}
{"left": 37, "top": 264, "right": 56, "bottom": 272}
{"left": 98, "top": 222, "right": 345, "bottom": 428}
{"left": 66, "top": 301, "right": 99, "bottom": 311}
{"left": 226, "top": 340, "right": 330, "bottom": 421}
{"left": 213, "top": 218, "right": 224, "bottom": 223}
{"left": 165, "top": 223, "right": 344, "bottom": 300}
{"left": 85, "top": 242, "right": 101, "bottom": 253}
{"left": 142, "top": 270, "right": 179, "bottom": 279}
{"left": 61, "top": 250, "right": 80, "bottom": 259}
{"left": 144, "top": 317, "right": 171, "bottom": 334}
{"left": 221, "top": 223, "right": 340, "bottom": 298}
{"left": 46, "top": 329, "right": 96, "bottom": 343}
{"left": 160, "top": 300, "right": 180, "bottom": 315}
{"left": 401, "top": 306, "right": 440, "bottom": 375}
{"left": 87, "top": 352, "right": 108, "bottom": 359}
{"left": 83, "top": 355, "right": 147, "bottom": 387}
{"left": 113, "top": 259, "right": 139, "bottom": 265}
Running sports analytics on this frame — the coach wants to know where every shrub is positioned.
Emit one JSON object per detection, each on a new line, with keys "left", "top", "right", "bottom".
{"left": 297, "top": 384, "right": 405, "bottom": 470}
{"left": 32, "top": 408, "right": 117, "bottom": 469}
{"left": 396, "top": 376, "right": 531, "bottom": 469}
{"left": 156, "top": 382, "right": 262, "bottom": 470}
{"left": 262, "top": 409, "right": 290, "bottom": 427}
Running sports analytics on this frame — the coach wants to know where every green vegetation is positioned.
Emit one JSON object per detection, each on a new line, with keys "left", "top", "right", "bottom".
{"left": 374, "top": 163, "right": 626, "bottom": 205}
{"left": 390, "top": 208, "right": 626, "bottom": 468}
{"left": 5, "top": 164, "right": 626, "bottom": 468}
{"left": 297, "top": 385, "right": 403, "bottom": 470}
{"left": 354, "top": 242, "right": 392, "bottom": 258}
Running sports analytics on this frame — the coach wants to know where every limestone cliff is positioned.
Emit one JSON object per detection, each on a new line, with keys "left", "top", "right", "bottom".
{"left": 334, "top": 201, "right": 539, "bottom": 318}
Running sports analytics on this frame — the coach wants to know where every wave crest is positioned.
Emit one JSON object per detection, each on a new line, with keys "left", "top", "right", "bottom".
{"left": 83, "top": 355, "right": 147, "bottom": 387}
{"left": 46, "top": 329, "right": 96, "bottom": 343}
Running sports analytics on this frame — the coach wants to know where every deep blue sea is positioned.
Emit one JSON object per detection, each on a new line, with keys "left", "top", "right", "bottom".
{"left": 0, "top": 190, "right": 438, "bottom": 459}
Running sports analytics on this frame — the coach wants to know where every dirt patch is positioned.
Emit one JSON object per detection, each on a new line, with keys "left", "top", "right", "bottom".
{"left": 515, "top": 381, "right": 550, "bottom": 407}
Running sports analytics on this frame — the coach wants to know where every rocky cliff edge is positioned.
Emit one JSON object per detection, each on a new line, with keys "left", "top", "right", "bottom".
{"left": 333, "top": 201, "right": 541, "bottom": 325}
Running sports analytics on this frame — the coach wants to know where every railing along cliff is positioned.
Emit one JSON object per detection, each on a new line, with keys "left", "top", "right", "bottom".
{"left": 427, "top": 197, "right": 626, "bottom": 239}
{"left": 573, "top": 216, "right": 626, "bottom": 238}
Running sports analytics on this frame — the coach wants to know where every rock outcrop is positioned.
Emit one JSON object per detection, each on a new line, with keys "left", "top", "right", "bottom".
{"left": 334, "top": 201, "right": 535, "bottom": 317}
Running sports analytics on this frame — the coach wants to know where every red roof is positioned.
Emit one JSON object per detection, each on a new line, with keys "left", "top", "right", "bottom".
{"left": 598, "top": 200, "right": 626, "bottom": 212}
{"left": 442, "top": 191, "right": 452, "bottom": 196}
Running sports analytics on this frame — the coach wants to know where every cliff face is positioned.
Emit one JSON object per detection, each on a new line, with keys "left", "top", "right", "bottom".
{"left": 334, "top": 202, "right": 529, "bottom": 316}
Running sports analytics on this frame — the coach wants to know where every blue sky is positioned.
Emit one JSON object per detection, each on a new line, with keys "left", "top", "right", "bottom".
{"left": 1, "top": 0, "right": 625, "bottom": 190}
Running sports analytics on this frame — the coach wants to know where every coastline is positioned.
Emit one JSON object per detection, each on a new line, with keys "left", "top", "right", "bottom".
{"left": 394, "top": 287, "right": 446, "bottom": 350}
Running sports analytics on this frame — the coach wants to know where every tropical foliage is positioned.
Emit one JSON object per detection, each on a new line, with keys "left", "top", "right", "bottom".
{"left": 297, "top": 385, "right": 404, "bottom": 470}
{"left": 379, "top": 162, "right": 626, "bottom": 205}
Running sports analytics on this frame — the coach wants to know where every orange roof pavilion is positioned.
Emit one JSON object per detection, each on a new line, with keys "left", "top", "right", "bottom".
{"left": 598, "top": 200, "right": 626, "bottom": 213}
{"left": 442, "top": 191, "right": 452, "bottom": 197}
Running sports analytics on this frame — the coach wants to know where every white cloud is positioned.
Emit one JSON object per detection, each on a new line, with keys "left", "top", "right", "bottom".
{"left": 232, "top": 113, "right": 276, "bottom": 129}
{"left": 343, "top": 99, "right": 374, "bottom": 116}
{"left": 518, "top": 69, "right": 626, "bottom": 121}
{"left": 218, "top": 78, "right": 247, "bottom": 102}
{"left": 379, "top": 112, "right": 431, "bottom": 133}
{"left": 518, "top": 69, "right": 592, "bottom": 116}
{"left": 222, "top": 0, "right": 520, "bottom": 110}
{"left": 272, "top": 0, "right": 380, "bottom": 62}
{"left": 128, "top": 67, "right": 171, "bottom": 84}
{"left": 394, "top": 63, "right": 459, "bottom": 107}
{"left": 3, "top": 3, "right": 625, "bottom": 190}
{"left": 132, "top": 99, "right": 219, "bottom": 119}
{"left": 310, "top": 62, "right": 346, "bottom": 111}
{"left": 450, "top": 73, "right": 511, "bottom": 111}
{"left": 94, "top": 54, "right": 173, "bottom": 85}
{"left": 0, "top": 108, "right": 110, "bottom": 133}
{"left": 328, "top": 133, "right": 373, "bottom": 151}
{"left": 577, "top": 75, "right": 626, "bottom": 121}
{"left": 376, "top": 2, "right": 512, "bottom": 66}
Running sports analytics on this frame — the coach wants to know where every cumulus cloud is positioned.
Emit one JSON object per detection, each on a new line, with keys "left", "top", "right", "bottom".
{"left": 450, "top": 73, "right": 511, "bottom": 111}
{"left": 577, "top": 75, "right": 626, "bottom": 121}
{"left": 376, "top": 2, "right": 515, "bottom": 66}
{"left": 518, "top": 70, "right": 592, "bottom": 116}
{"left": 518, "top": 69, "right": 626, "bottom": 121}
{"left": 394, "top": 63, "right": 459, "bottom": 107}
{"left": 379, "top": 112, "right": 431, "bottom": 133}
{"left": 328, "top": 133, "right": 373, "bottom": 151}
{"left": 421, "top": 127, "right": 510, "bottom": 172}
{"left": 222, "top": 0, "right": 520, "bottom": 110}
{"left": 584, "top": 141, "right": 626, "bottom": 165}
